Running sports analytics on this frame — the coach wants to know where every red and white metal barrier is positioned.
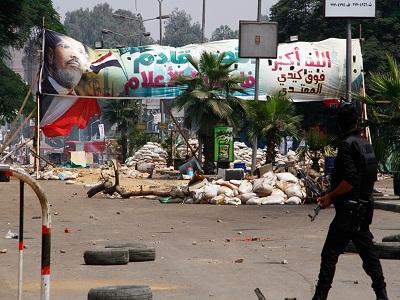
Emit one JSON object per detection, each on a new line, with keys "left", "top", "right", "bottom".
{"left": 0, "top": 165, "right": 51, "bottom": 300}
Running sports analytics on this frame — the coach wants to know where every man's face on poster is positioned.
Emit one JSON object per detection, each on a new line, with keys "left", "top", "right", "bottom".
{"left": 47, "top": 36, "right": 89, "bottom": 90}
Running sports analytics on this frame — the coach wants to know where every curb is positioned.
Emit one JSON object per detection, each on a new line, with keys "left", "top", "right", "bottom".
{"left": 374, "top": 201, "right": 400, "bottom": 213}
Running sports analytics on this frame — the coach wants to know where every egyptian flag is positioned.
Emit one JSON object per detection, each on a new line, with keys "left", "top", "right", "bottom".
{"left": 90, "top": 51, "right": 122, "bottom": 74}
{"left": 40, "top": 96, "right": 101, "bottom": 137}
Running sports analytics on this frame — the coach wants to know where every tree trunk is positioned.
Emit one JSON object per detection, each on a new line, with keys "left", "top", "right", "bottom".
{"left": 120, "top": 133, "right": 128, "bottom": 163}
{"left": 265, "top": 139, "right": 276, "bottom": 165}
{"left": 202, "top": 134, "right": 215, "bottom": 174}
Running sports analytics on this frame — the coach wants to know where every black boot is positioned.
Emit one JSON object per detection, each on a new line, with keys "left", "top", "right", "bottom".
{"left": 312, "top": 286, "right": 330, "bottom": 300}
{"left": 375, "top": 288, "right": 389, "bottom": 300}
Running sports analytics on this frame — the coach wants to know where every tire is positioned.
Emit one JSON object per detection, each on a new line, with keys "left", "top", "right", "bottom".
{"left": 88, "top": 285, "right": 152, "bottom": 300}
{"left": 382, "top": 234, "right": 400, "bottom": 242}
{"left": 345, "top": 241, "right": 400, "bottom": 259}
{"left": 105, "top": 242, "right": 148, "bottom": 249}
{"left": 84, "top": 249, "right": 129, "bottom": 265}
{"left": 105, "top": 242, "right": 156, "bottom": 262}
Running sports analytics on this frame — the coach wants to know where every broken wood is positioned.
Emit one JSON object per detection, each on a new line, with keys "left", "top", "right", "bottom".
{"left": 87, "top": 160, "right": 172, "bottom": 199}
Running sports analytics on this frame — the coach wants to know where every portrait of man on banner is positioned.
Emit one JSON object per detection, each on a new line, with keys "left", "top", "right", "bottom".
{"left": 39, "top": 30, "right": 101, "bottom": 137}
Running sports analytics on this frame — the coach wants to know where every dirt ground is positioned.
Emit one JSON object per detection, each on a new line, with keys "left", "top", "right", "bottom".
{"left": 0, "top": 176, "right": 399, "bottom": 300}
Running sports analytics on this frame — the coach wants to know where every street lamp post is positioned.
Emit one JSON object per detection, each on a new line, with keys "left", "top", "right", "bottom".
{"left": 157, "top": 0, "right": 163, "bottom": 46}
{"left": 201, "top": 0, "right": 206, "bottom": 43}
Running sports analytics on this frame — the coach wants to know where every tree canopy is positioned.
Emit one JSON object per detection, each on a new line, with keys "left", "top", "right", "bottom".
{"left": 163, "top": 9, "right": 202, "bottom": 47}
{"left": 210, "top": 25, "right": 238, "bottom": 41}
{"left": 173, "top": 51, "right": 246, "bottom": 173}
{"left": 0, "top": 0, "right": 63, "bottom": 125}
{"left": 64, "top": 3, "right": 154, "bottom": 48}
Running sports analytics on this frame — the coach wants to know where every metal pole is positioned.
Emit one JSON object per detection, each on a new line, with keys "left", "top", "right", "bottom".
{"left": 158, "top": 0, "right": 165, "bottom": 140}
{"left": 17, "top": 180, "right": 24, "bottom": 300}
{"left": 36, "top": 95, "right": 41, "bottom": 179}
{"left": 346, "top": 19, "right": 352, "bottom": 101}
{"left": 201, "top": 0, "right": 206, "bottom": 43}
{"left": 158, "top": 0, "right": 163, "bottom": 45}
{"left": 251, "top": 0, "right": 262, "bottom": 175}
{"left": 0, "top": 166, "right": 51, "bottom": 300}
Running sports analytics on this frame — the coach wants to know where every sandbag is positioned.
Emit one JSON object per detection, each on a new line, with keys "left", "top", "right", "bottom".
{"left": 262, "top": 171, "right": 277, "bottom": 186}
{"left": 260, "top": 195, "right": 284, "bottom": 205}
{"left": 218, "top": 186, "right": 234, "bottom": 197}
{"left": 252, "top": 178, "right": 273, "bottom": 197}
{"left": 276, "top": 172, "right": 298, "bottom": 183}
{"left": 285, "top": 196, "right": 302, "bottom": 205}
{"left": 230, "top": 180, "right": 243, "bottom": 186}
{"left": 193, "top": 187, "right": 205, "bottom": 204}
{"left": 209, "top": 195, "right": 227, "bottom": 205}
{"left": 238, "top": 180, "right": 253, "bottom": 194}
{"left": 240, "top": 192, "right": 258, "bottom": 204}
{"left": 246, "top": 197, "right": 262, "bottom": 205}
{"left": 203, "top": 185, "right": 219, "bottom": 200}
{"left": 226, "top": 197, "right": 242, "bottom": 205}
{"left": 285, "top": 183, "right": 303, "bottom": 198}
{"left": 271, "top": 188, "right": 287, "bottom": 199}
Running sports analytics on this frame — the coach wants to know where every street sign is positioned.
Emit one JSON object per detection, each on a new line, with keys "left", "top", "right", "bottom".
{"left": 214, "top": 126, "right": 234, "bottom": 162}
{"left": 239, "top": 21, "right": 278, "bottom": 58}
{"left": 98, "top": 124, "right": 105, "bottom": 140}
{"left": 159, "top": 122, "right": 168, "bottom": 130}
{"left": 325, "top": 0, "right": 375, "bottom": 18}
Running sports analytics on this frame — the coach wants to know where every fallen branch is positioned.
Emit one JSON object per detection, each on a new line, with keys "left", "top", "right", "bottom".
{"left": 87, "top": 160, "right": 172, "bottom": 199}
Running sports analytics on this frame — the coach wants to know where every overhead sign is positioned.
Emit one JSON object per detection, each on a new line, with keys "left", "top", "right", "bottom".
{"left": 239, "top": 21, "right": 278, "bottom": 58}
{"left": 325, "top": 0, "right": 376, "bottom": 18}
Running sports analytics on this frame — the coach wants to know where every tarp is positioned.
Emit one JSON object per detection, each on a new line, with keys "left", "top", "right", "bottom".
{"left": 39, "top": 29, "right": 364, "bottom": 136}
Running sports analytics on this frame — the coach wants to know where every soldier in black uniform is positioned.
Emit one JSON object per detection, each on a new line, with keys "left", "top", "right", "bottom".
{"left": 312, "top": 102, "right": 389, "bottom": 300}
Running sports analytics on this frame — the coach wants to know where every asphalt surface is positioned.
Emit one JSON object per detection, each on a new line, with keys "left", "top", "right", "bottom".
{"left": 0, "top": 179, "right": 399, "bottom": 300}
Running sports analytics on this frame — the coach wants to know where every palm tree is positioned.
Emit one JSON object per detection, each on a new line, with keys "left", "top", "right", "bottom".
{"left": 173, "top": 51, "right": 246, "bottom": 174}
{"left": 104, "top": 99, "right": 140, "bottom": 162}
{"left": 245, "top": 92, "right": 303, "bottom": 164}
{"left": 362, "top": 54, "right": 400, "bottom": 194}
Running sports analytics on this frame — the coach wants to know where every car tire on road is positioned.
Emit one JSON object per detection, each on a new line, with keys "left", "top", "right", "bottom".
{"left": 345, "top": 241, "right": 400, "bottom": 259}
{"left": 84, "top": 249, "right": 129, "bottom": 265}
{"left": 105, "top": 242, "right": 156, "bottom": 262}
{"left": 88, "top": 285, "right": 152, "bottom": 300}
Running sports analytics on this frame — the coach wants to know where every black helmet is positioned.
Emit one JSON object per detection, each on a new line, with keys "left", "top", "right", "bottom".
{"left": 337, "top": 100, "right": 358, "bottom": 132}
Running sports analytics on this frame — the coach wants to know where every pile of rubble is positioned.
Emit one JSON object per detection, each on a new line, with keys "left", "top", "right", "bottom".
{"left": 233, "top": 142, "right": 266, "bottom": 169}
{"left": 125, "top": 142, "right": 168, "bottom": 170}
{"left": 175, "top": 139, "right": 199, "bottom": 160}
{"left": 38, "top": 168, "right": 80, "bottom": 182}
{"left": 173, "top": 170, "right": 306, "bottom": 205}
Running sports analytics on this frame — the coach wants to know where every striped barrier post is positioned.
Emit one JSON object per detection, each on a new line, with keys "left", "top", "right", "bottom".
{"left": 18, "top": 180, "right": 24, "bottom": 300}
{"left": 0, "top": 165, "right": 51, "bottom": 300}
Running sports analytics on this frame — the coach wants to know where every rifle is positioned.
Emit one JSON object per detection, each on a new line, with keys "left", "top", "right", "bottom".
{"left": 297, "top": 169, "right": 325, "bottom": 222}
{"left": 308, "top": 204, "right": 322, "bottom": 222}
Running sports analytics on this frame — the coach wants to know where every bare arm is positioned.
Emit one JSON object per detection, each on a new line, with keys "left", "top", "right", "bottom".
{"left": 317, "top": 180, "right": 353, "bottom": 208}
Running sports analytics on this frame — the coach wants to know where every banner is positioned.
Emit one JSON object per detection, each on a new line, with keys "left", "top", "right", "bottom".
{"left": 39, "top": 29, "right": 364, "bottom": 136}
{"left": 214, "top": 126, "right": 234, "bottom": 162}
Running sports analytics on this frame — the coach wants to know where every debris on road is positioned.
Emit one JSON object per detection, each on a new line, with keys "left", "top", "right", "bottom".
{"left": 4, "top": 230, "right": 18, "bottom": 239}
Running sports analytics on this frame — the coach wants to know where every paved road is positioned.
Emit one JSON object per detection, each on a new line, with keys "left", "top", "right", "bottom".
{"left": 0, "top": 180, "right": 399, "bottom": 300}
